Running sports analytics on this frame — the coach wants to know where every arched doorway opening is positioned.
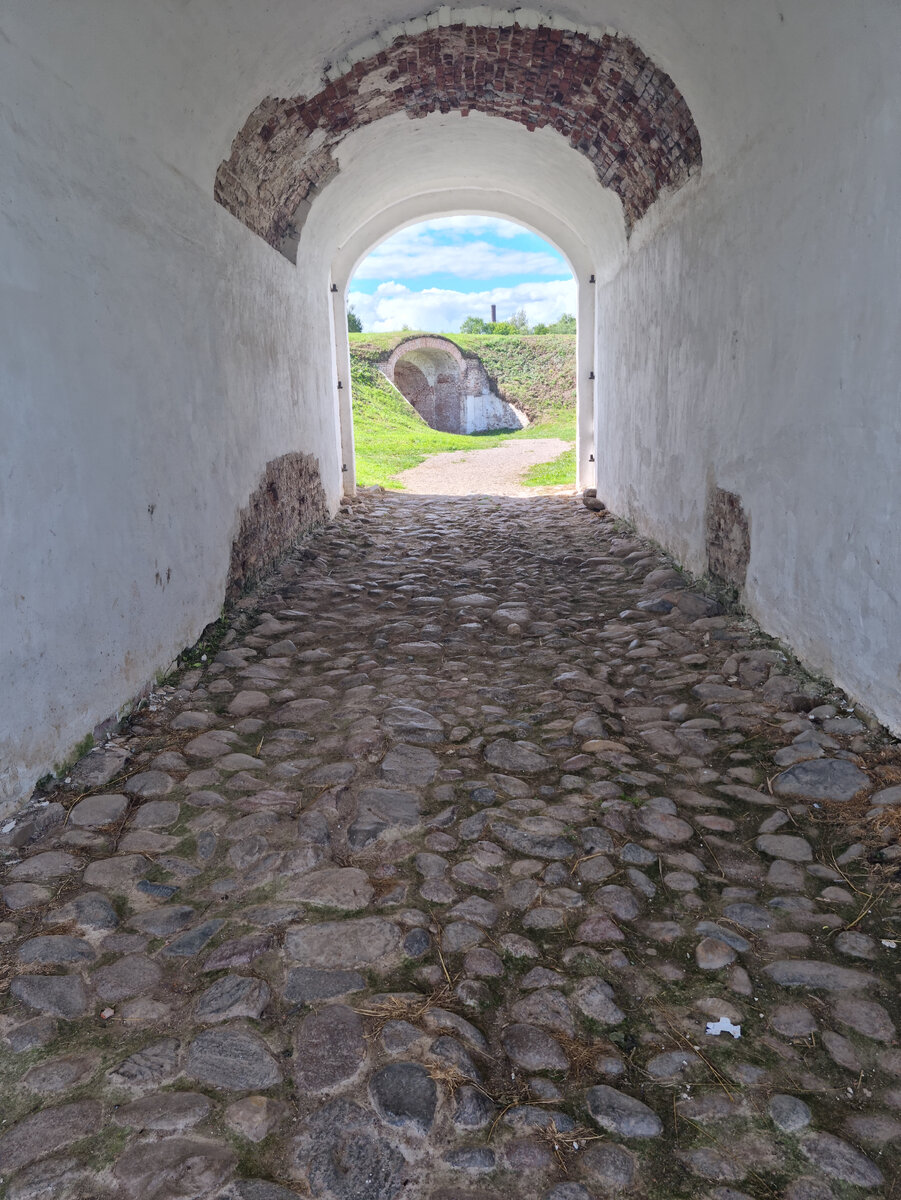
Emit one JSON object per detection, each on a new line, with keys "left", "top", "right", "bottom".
{"left": 381, "top": 336, "right": 528, "bottom": 436}
{"left": 328, "top": 199, "right": 601, "bottom": 495}
{"left": 215, "top": 11, "right": 702, "bottom": 497}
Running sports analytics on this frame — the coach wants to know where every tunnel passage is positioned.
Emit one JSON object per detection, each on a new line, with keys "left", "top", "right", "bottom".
{"left": 215, "top": 18, "right": 702, "bottom": 254}
{"left": 393, "top": 352, "right": 462, "bottom": 433}
{"left": 381, "top": 336, "right": 527, "bottom": 434}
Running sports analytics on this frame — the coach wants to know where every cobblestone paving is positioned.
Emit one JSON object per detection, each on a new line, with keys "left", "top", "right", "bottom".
{"left": 2, "top": 493, "right": 900, "bottom": 1200}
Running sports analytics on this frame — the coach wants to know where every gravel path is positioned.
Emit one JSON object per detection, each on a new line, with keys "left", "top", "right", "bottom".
{"left": 395, "top": 437, "right": 572, "bottom": 495}
{"left": 1, "top": 493, "right": 898, "bottom": 1199}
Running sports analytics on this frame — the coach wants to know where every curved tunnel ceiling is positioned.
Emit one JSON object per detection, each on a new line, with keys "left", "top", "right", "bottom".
{"left": 215, "top": 18, "right": 702, "bottom": 253}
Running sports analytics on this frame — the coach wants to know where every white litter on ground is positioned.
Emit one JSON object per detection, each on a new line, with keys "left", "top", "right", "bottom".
{"left": 706, "top": 1017, "right": 742, "bottom": 1038}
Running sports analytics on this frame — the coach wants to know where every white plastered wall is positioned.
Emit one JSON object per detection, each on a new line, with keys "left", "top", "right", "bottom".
{"left": 0, "top": 5, "right": 344, "bottom": 810}
{"left": 594, "top": 3, "right": 901, "bottom": 733}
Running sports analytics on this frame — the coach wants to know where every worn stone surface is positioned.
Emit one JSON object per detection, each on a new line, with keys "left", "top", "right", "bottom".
{"left": 773, "top": 759, "right": 869, "bottom": 801}
{"left": 284, "top": 917, "right": 401, "bottom": 969}
{"left": 113, "top": 1091, "right": 212, "bottom": 1131}
{"left": 369, "top": 1061, "right": 437, "bottom": 1132}
{"left": 799, "top": 1132, "right": 884, "bottom": 1187}
{"left": 10, "top": 975, "right": 89, "bottom": 1019}
{"left": 113, "top": 1136, "right": 236, "bottom": 1199}
{"left": 194, "top": 974, "right": 270, "bottom": 1023}
{"left": 586, "top": 1085, "right": 663, "bottom": 1137}
{"left": 2, "top": 492, "right": 899, "bottom": 1199}
{"left": 292, "top": 1004, "right": 366, "bottom": 1092}
{"left": 294, "top": 1100, "right": 406, "bottom": 1200}
{"left": 186, "top": 1028, "right": 282, "bottom": 1091}
{"left": 68, "top": 792, "right": 129, "bottom": 827}
{"left": 224, "top": 1095, "right": 287, "bottom": 1143}
{"left": 706, "top": 487, "right": 751, "bottom": 590}
{"left": 0, "top": 1101, "right": 102, "bottom": 1173}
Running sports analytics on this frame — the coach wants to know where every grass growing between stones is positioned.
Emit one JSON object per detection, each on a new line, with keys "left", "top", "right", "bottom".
{"left": 349, "top": 354, "right": 576, "bottom": 489}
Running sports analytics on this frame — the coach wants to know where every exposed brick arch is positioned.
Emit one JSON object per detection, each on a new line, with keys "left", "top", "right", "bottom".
{"left": 215, "top": 21, "right": 702, "bottom": 253}
{"left": 384, "top": 338, "right": 467, "bottom": 432}
{"left": 384, "top": 335, "right": 467, "bottom": 380}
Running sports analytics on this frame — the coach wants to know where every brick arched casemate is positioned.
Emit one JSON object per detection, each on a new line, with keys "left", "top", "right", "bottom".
{"left": 215, "top": 21, "right": 702, "bottom": 252}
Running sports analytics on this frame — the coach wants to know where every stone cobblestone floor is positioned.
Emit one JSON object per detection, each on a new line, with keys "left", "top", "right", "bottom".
{"left": 1, "top": 493, "right": 900, "bottom": 1200}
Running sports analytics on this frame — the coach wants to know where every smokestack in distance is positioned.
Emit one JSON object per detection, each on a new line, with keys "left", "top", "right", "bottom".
{"left": 490, "top": 304, "right": 497, "bottom": 324}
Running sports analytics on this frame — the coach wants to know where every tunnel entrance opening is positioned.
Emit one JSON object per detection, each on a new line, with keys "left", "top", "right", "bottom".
{"left": 383, "top": 337, "right": 528, "bottom": 436}
{"left": 216, "top": 11, "right": 704, "bottom": 498}
{"left": 337, "top": 210, "right": 585, "bottom": 496}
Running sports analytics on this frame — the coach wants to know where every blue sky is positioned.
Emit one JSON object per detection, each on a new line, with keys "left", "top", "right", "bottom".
{"left": 348, "top": 216, "right": 577, "bottom": 333}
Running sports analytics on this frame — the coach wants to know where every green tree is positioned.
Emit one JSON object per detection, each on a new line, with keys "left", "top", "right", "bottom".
{"left": 460, "top": 315, "right": 491, "bottom": 333}
{"left": 486, "top": 321, "right": 516, "bottom": 335}
{"left": 550, "top": 313, "right": 576, "bottom": 334}
{"left": 347, "top": 306, "right": 363, "bottom": 333}
{"left": 532, "top": 313, "right": 576, "bottom": 334}
{"left": 510, "top": 308, "right": 531, "bottom": 332}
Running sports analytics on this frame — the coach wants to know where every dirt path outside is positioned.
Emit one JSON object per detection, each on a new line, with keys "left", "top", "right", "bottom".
{"left": 394, "top": 436, "right": 572, "bottom": 495}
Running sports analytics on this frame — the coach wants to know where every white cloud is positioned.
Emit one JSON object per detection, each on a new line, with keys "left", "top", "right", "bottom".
{"left": 354, "top": 239, "right": 567, "bottom": 281}
{"left": 353, "top": 216, "right": 569, "bottom": 281}
{"left": 348, "top": 279, "right": 578, "bottom": 334}
{"left": 413, "top": 216, "right": 524, "bottom": 239}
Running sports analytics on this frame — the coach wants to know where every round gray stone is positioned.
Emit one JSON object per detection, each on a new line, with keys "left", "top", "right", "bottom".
{"left": 773, "top": 759, "right": 869, "bottom": 802}
{"left": 186, "top": 1027, "right": 282, "bottom": 1091}
{"left": 755, "top": 834, "right": 813, "bottom": 861}
{"left": 123, "top": 771, "right": 174, "bottom": 798}
{"left": 92, "top": 954, "right": 162, "bottom": 1002}
{"left": 293, "top": 1004, "right": 366, "bottom": 1092}
{"left": 799, "top": 1131, "right": 883, "bottom": 1187}
{"left": 69, "top": 793, "right": 129, "bottom": 827}
{"left": 369, "top": 1062, "right": 437, "bottom": 1132}
{"left": 0, "top": 1101, "right": 101, "bottom": 1173}
{"left": 112, "top": 1091, "right": 212, "bottom": 1131}
{"left": 764, "top": 960, "right": 874, "bottom": 990}
{"left": 18, "top": 936, "right": 95, "bottom": 965}
{"left": 23, "top": 1054, "right": 96, "bottom": 1095}
{"left": 502, "top": 1023, "right": 569, "bottom": 1071}
{"left": 769, "top": 1093, "right": 812, "bottom": 1132}
{"left": 194, "top": 974, "right": 270, "bottom": 1023}
{"left": 10, "top": 975, "right": 89, "bottom": 1019}
{"left": 2, "top": 883, "right": 50, "bottom": 910}
{"left": 581, "top": 1140, "right": 636, "bottom": 1188}
{"left": 53, "top": 891, "right": 119, "bottom": 930}
{"left": 586, "top": 1085, "right": 663, "bottom": 1137}
{"left": 130, "top": 800, "right": 180, "bottom": 828}
{"left": 484, "top": 739, "right": 549, "bottom": 774}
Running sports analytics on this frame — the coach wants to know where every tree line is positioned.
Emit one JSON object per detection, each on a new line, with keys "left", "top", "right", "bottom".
{"left": 459, "top": 309, "right": 575, "bottom": 335}
{"left": 346, "top": 306, "right": 576, "bottom": 334}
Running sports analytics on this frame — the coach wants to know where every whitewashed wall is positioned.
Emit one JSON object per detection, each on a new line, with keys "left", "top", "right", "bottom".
{"left": 0, "top": 11, "right": 343, "bottom": 810}
{"left": 595, "top": 6, "right": 901, "bottom": 733}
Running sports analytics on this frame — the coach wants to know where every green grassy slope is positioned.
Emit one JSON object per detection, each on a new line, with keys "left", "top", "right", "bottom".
{"left": 349, "top": 333, "right": 577, "bottom": 488}
{"left": 348, "top": 331, "right": 576, "bottom": 422}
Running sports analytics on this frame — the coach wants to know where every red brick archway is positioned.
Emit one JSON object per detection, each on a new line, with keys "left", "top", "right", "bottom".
{"left": 390, "top": 344, "right": 466, "bottom": 433}
{"left": 215, "top": 21, "right": 701, "bottom": 254}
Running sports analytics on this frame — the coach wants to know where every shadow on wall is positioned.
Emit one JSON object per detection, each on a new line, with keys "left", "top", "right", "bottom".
{"left": 381, "top": 337, "right": 527, "bottom": 434}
